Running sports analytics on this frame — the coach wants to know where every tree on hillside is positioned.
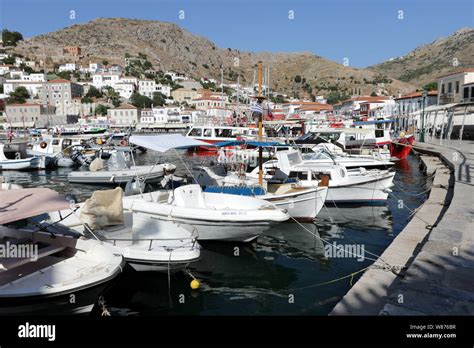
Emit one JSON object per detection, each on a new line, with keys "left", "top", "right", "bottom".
{"left": 130, "top": 93, "right": 152, "bottom": 108}
{"left": 81, "top": 96, "right": 93, "bottom": 104}
{"left": 104, "top": 87, "right": 121, "bottom": 107}
{"left": 85, "top": 86, "right": 103, "bottom": 98}
{"left": 294, "top": 75, "right": 302, "bottom": 83}
{"left": 2, "top": 29, "right": 23, "bottom": 46}
{"left": 8, "top": 86, "right": 30, "bottom": 104}
{"left": 327, "top": 91, "right": 350, "bottom": 105}
{"left": 1, "top": 56, "right": 15, "bottom": 65}
{"left": 102, "top": 60, "right": 109, "bottom": 67}
{"left": 152, "top": 92, "right": 167, "bottom": 107}
{"left": 19, "top": 63, "right": 34, "bottom": 74}
{"left": 423, "top": 82, "right": 437, "bottom": 91}
{"left": 56, "top": 71, "right": 71, "bottom": 80}
{"left": 95, "top": 104, "right": 110, "bottom": 116}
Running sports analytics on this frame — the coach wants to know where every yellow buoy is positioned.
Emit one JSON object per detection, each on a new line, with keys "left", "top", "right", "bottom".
{"left": 190, "top": 279, "right": 200, "bottom": 290}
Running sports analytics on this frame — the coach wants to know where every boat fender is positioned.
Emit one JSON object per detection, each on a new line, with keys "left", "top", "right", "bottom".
{"left": 319, "top": 175, "right": 330, "bottom": 187}
{"left": 40, "top": 141, "right": 48, "bottom": 149}
{"left": 190, "top": 279, "right": 200, "bottom": 290}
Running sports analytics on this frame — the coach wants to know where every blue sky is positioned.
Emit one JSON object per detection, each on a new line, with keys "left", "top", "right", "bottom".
{"left": 1, "top": 0, "right": 472, "bottom": 67}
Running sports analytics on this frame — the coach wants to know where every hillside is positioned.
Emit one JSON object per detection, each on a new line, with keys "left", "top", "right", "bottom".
{"left": 11, "top": 18, "right": 415, "bottom": 100}
{"left": 369, "top": 28, "right": 474, "bottom": 87}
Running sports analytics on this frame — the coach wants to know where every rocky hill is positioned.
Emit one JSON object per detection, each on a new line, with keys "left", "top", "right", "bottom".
{"left": 12, "top": 18, "right": 418, "bottom": 98}
{"left": 369, "top": 28, "right": 474, "bottom": 86}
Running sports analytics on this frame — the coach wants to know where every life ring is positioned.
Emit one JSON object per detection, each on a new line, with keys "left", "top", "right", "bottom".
{"left": 120, "top": 140, "right": 128, "bottom": 146}
{"left": 40, "top": 141, "right": 48, "bottom": 149}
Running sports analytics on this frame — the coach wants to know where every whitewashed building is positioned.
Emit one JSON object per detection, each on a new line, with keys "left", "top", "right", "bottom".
{"left": 114, "top": 82, "right": 135, "bottom": 100}
{"left": 437, "top": 69, "right": 474, "bottom": 105}
{"left": 92, "top": 72, "right": 121, "bottom": 90}
{"left": 58, "top": 63, "right": 77, "bottom": 72}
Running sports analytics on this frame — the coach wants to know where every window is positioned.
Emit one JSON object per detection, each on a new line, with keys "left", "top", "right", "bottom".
{"left": 441, "top": 84, "right": 445, "bottom": 94}
{"left": 188, "top": 128, "right": 202, "bottom": 137}
{"left": 455, "top": 81, "right": 460, "bottom": 94}
{"left": 289, "top": 171, "right": 309, "bottom": 180}
{"left": 463, "top": 87, "right": 469, "bottom": 99}
{"left": 203, "top": 129, "right": 212, "bottom": 137}
{"left": 448, "top": 82, "right": 452, "bottom": 93}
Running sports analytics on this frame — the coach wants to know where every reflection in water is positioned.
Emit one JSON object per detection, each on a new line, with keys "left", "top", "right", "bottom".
{"left": 4, "top": 151, "right": 427, "bottom": 315}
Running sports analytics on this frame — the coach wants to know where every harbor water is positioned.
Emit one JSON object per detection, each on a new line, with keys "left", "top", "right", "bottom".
{"left": 2, "top": 151, "right": 428, "bottom": 315}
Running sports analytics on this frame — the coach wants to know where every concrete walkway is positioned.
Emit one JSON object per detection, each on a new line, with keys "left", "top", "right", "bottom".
{"left": 330, "top": 138, "right": 474, "bottom": 315}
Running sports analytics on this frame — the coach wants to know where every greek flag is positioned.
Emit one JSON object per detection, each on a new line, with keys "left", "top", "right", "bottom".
{"left": 250, "top": 102, "right": 263, "bottom": 115}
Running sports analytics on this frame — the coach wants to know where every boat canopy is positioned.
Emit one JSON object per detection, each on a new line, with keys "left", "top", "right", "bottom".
{"left": 129, "top": 134, "right": 212, "bottom": 152}
{"left": 213, "top": 140, "right": 286, "bottom": 147}
{"left": 0, "top": 188, "right": 71, "bottom": 225}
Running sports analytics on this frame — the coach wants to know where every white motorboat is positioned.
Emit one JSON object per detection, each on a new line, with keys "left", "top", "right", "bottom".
{"left": 125, "top": 134, "right": 291, "bottom": 241}
{"left": 28, "top": 138, "right": 75, "bottom": 168}
{"left": 302, "top": 144, "right": 394, "bottom": 170}
{"left": 67, "top": 150, "right": 166, "bottom": 184}
{"left": 249, "top": 150, "right": 395, "bottom": 204}
{"left": 0, "top": 143, "right": 41, "bottom": 170}
{"left": 0, "top": 188, "right": 124, "bottom": 315}
{"left": 192, "top": 166, "right": 328, "bottom": 221}
{"left": 48, "top": 187, "right": 201, "bottom": 272}
{"left": 124, "top": 184, "right": 290, "bottom": 242}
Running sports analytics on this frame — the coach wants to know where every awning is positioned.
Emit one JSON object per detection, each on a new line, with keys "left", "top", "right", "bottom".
{"left": 129, "top": 134, "right": 212, "bottom": 152}
{"left": 0, "top": 188, "right": 71, "bottom": 225}
{"left": 214, "top": 140, "right": 286, "bottom": 147}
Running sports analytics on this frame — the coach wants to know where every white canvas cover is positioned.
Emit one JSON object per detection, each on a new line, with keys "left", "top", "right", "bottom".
{"left": 80, "top": 187, "right": 124, "bottom": 230}
{"left": 89, "top": 157, "right": 106, "bottom": 172}
{"left": 129, "top": 134, "right": 212, "bottom": 153}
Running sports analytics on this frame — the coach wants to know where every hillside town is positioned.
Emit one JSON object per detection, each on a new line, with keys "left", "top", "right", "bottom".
{"left": 1, "top": 36, "right": 473, "bottom": 138}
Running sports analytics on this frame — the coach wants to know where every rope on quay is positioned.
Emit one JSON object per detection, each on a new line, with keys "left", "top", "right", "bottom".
{"left": 290, "top": 216, "right": 389, "bottom": 267}
{"left": 283, "top": 265, "right": 373, "bottom": 292}
{"left": 387, "top": 189, "right": 434, "bottom": 229}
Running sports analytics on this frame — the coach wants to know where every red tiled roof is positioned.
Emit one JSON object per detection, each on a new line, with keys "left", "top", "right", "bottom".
{"left": 6, "top": 103, "right": 46, "bottom": 107}
{"left": 395, "top": 91, "right": 438, "bottom": 100}
{"left": 114, "top": 103, "right": 138, "bottom": 109}
{"left": 48, "top": 79, "right": 71, "bottom": 83}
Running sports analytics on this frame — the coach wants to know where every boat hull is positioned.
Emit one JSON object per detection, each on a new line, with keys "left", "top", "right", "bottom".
{"left": 390, "top": 134, "right": 414, "bottom": 160}
{"left": 0, "top": 157, "right": 40, "bottom": 170}
{"left": 325, "top": 173, "right": 395, "bottom": 203}
{"left": 67, "top": 165, "right": 164, "bottom": 184}
{"left": 264, "top": 186, "right": 328, "bottom": 221}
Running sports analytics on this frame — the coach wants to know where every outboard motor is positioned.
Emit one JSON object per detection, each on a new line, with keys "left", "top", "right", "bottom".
{"left": 70, "top": 150, "right": 90, "bottom": 167}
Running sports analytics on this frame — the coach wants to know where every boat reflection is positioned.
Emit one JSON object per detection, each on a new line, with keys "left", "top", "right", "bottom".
{"left": 317, "top": 204, "right": 393, "bottom": 231}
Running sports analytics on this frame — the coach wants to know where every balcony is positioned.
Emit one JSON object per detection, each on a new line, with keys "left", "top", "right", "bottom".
{"left": 439, "top": 93, "right": 454, "bottom": 105}
{"left": 460, "top": 97, "right": 474, "bottom": 104}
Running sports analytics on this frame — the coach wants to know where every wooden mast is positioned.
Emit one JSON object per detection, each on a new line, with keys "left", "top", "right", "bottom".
{"left": 258, "top": 61, "right": 263, "bottom": 186}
